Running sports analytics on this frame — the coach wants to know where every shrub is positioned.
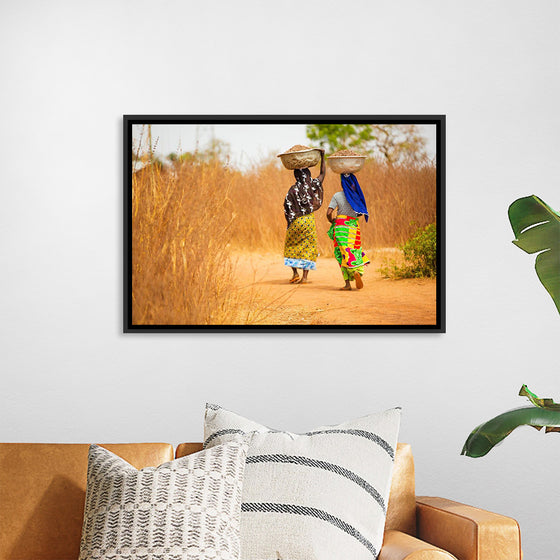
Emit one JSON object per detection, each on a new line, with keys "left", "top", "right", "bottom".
{"left": 380, "top": 222, "right": 437, "bottom": 278}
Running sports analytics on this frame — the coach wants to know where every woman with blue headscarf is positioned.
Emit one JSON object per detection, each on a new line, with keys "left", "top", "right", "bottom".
{"left": 327, "top": 172, "right": 370, "bottom": 290}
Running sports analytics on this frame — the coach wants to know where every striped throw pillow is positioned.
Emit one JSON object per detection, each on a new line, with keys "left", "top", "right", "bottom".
{"left": 79, "top": 441, "right": 248, "bottom": 560}
{"left": 204, "top": 405, "right": 401, "bottom": 560}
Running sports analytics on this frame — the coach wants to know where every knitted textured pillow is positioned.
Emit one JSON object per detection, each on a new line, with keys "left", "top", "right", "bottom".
{"left": 79, "top": 441, "right": 248, "bottom": 560}
{"left": 204, "top": 405, "right": 401, "bottom": 560}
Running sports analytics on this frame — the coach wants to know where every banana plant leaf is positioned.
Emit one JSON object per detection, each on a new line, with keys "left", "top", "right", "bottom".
{"left": 461, "top": 385, "right": 560, "bottom": 458}
{"left": 519, "top": 384, "right": 560, "bottom": 410}
{"left": 508, "top": 195, "right": 560, "bottom": 314}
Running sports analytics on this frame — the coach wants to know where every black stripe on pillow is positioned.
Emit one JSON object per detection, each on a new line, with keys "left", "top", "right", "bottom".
{"left": 304, "top": 429, "right": 395, "bottom": 459}
{"left": 205, "top": 428, "right": 394, "bottom": 459}
{"left": 241, "top": 502, "right": 377, "bottom": 557}
{"left": 247, "top": 454, "right": 386, "bottom": 513}
{"left": 203, "top": 429, "right": 247, "bottom": 448}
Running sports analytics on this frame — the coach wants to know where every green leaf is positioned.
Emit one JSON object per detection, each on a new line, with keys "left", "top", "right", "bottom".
{"left": 462, "top": 385, "right": 560, "bottom": 458}
{"left": 461, "top": 406, "right": 560, "bottom": 458}
{"left": 508, "top": 195, "right": 560, "bottom": 313}
{"left": 519, "top": 384, "right": 560, "bottom": 410}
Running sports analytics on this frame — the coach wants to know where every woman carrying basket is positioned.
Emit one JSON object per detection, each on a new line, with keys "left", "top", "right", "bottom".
{"left": 327, "top": 172, "right": 370, "bottom": 290}
{"left": 283, "top": 150, "right": 326, "bottom": 284}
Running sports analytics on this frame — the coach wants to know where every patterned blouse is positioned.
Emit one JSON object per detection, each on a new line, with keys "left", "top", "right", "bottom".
{"left": 283, "top": 168, "right": 323, "bottom": 226}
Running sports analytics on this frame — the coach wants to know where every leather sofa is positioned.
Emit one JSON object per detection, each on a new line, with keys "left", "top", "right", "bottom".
{"left": 0, "top": 442, "right": 522, "bottom": 560}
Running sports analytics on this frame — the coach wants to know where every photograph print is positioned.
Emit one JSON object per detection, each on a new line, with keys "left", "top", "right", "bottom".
{"left": 124, "top": 115, "right": 445, "bottom": 332}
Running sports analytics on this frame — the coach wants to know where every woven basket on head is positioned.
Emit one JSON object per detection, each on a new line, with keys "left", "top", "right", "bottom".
{"left": 277, "top": 147, "right": 321, "bottom": 170}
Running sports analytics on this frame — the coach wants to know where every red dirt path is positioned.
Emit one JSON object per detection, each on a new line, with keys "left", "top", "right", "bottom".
{"left": 232, "top": 251, "right": 437, "bottom": 326}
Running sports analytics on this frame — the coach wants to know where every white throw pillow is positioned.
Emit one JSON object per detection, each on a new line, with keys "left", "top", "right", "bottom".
{"left": 204, "top": 404, "right": 401, "bottom": 560}
{"left": 79, "top": 441, "right": 248, "bottom": 560}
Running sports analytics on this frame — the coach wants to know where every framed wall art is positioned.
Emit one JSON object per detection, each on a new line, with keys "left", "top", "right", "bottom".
{"left": 124, "top": 115, "right": 445, "bottom": 332}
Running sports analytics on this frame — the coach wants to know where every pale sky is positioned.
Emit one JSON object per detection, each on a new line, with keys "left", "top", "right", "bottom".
{"left": 132, "top": 123, "right": 437, "bottom": 170}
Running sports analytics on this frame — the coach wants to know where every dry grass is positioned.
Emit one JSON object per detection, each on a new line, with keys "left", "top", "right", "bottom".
{"left": 132, "top": 161, "right": 245, "bottom": 325}
{"left": 228, "top": 159, "right": 436, "bottom": 255}
{"left": 131, "top": 157, "right": 436, "bottom": 325}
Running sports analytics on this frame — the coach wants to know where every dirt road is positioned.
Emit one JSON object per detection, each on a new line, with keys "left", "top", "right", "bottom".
{"left": 232, "top": 251, "right": 437, "bottom": 326}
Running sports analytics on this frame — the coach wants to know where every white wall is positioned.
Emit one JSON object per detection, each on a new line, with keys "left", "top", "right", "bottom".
{"left": 1, "top": 1, "right": 559, "bottom": 558}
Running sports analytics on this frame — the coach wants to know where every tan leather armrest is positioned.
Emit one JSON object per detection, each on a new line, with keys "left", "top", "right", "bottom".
{"left": 379, "top": 530, "right": 457, "bottom": 559}
{"left": 416, "top": 497, "right": 522, "bottom": 560}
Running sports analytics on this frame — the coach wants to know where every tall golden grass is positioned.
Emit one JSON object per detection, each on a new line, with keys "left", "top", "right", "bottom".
{"left": 131, "top": 157, "right": 436, "bottom": 325}
{"left": 132, "top": 161, "right": 241, "bottom": 325}
{"left": 230, "top": 160, "right": 436, "bottom": 255}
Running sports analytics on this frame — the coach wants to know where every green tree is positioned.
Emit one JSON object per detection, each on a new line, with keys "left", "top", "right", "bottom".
{"left": 306, "top": 124, "right": 428, "bottom": 165}
{"left": 306, "top": 124, "right": 375, "bottom": 153}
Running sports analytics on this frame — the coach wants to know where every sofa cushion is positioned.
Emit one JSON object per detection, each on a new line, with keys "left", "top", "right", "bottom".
{"left": 385, "top": 443, "right": 416, "bottom": 536}
{"left": 175, "top": 442, "right": 417, "bottom": 538}
{"left": 204, "top": 404, "right": 401, "bottom": 560}
{"left": 0, "top": 443, "right": 173, "bottom": 560}
{"left": 79, "top": 442, "right": 248, "bottom": 560}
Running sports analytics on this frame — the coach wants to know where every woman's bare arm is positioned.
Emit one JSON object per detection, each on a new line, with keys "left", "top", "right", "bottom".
{"left": 317, "top": 149, "right": 326, "bottom": 183}
{"left": 327, "top": 207, "right": 335, "bottom": 223}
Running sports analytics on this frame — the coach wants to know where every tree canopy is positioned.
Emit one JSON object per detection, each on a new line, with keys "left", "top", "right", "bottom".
{"left": 306, "top": 124, "right": 428, "bottom": 165}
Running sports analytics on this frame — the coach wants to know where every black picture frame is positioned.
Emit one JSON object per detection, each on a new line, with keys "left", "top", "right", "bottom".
{"left": 124, "top": 115, "right": 445, "bottom": 333}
